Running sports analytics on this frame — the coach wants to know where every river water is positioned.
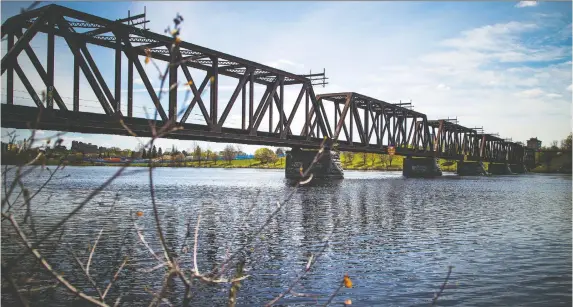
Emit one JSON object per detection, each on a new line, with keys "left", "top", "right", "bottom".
{"left": 1, "top": 167, "right": 571, "bottom": 306}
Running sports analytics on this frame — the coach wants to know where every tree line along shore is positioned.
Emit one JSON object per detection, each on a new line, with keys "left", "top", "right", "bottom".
{"left": 2, "top": 134, "right": 571, "bottom": 173}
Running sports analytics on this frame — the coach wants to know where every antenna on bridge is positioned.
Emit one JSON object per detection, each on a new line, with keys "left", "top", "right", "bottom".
{"left": 393, "top": 100, "right": 414, "bottom": 110}
{"left": 439, "top": 117, "right": 458, "bottom": 124}
{"left": 124, "top": 7, "right": 149, "bottom": 30}
{"left": 300, "top": 68, "right": 329, "bottom": 87}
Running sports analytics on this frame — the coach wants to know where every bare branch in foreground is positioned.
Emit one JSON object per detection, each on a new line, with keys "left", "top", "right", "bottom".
{"left": 3, "top": 213, "right": 109, "bottom": 307}
{"left": 432, "top": 266, "right": 454, "bottom": 305}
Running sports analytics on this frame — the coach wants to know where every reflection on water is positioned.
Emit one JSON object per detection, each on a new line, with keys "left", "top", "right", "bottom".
{"left": 1, "top": 167, "right": 571, "bottom": 306}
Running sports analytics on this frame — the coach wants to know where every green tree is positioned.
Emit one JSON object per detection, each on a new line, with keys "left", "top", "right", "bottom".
{"left": 152, "top": 145, "right": 157, "bottom": 158}
{"left": 193, "top": 144, "right": 202, "bottom": 165}
{"left": 342, "top": 151, "right": 354, "bottom": 166}
{"left": 561, "top": 133, "right": 572, "bottom": 150}
{"left": 254, "top": 148, "right": 277, "bottom": 165}
{"left": 380, "top": 154, "right": 389, "bottom": 167}
{"left": 205, "top": 149, "right": 213, "bottom": 163}
{"left": 368, "top": 153, "right": 376, "bottom": 166}
{"left": 222, "top": 145, "right": 236, "bottom": 165}
{"left": 158, "top": 147, "right": 163, "bottom": 157}
{"left": 211, "top": 151, "right": 219, "bottom": 165}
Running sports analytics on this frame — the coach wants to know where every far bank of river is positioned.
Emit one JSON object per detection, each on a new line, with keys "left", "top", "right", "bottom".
{"left": 3, "top": 155, "right": 570, "bottom": 174}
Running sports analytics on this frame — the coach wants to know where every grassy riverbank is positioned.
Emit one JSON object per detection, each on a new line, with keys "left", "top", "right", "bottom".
{"left": 24, "top": 155, "right": 465, "bottom": 172}
{"left": 529, "top": 152, "right": 572, "bottom": 174}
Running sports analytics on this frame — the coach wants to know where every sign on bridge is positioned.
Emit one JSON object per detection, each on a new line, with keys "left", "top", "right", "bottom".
{"left": 388, "top": 146, "right": 395, "bottom": 156}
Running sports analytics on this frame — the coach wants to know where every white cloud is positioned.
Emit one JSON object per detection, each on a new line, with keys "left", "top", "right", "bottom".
{"left": 264, "top": 59, "right": 305, "bottom": 70}
{"left": 516, "top": 88, "right": 544, "bottom": 97}
{"left": 546, "top": 93, "right": 562, "bottom": 98}
{"left": 568, "top": 84, "right": 572, "bottom": 91}
{"left": 515, "top": 1, "right": 538, "bottom": 8}
{"left": 436, "top": 84, "right": 451, "bottom": 91}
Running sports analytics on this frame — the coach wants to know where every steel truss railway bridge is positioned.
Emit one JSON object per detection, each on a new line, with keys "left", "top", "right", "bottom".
{"left": 1, "top": 4, "right": 532, "bottom": 177}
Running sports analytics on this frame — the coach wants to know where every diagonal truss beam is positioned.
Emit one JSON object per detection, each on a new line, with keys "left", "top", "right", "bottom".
{"left": 55, "top": 16, "right": 115, "bottom": 115}
{"left": 13, "top": 29, "right": 68, "bottom": 110}
{"left": 1, "top": 13, "right": 47, "bottom": 75}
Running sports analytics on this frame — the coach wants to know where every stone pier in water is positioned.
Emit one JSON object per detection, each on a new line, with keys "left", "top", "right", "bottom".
{"left": 488, "top": 163, "right": 513, "bottom": 175}
{"left": 285, "top": 148, "right": 344, "bottom": 180}
{"left": 457, "top": 161, "right": 488, "bottom": 176}
{"left": 402, "top": 156, "right": 443, "bottom": 178}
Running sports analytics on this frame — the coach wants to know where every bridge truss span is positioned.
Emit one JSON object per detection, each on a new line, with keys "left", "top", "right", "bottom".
{"left": 0, "top": 4, "right": 527, "bottom": 165}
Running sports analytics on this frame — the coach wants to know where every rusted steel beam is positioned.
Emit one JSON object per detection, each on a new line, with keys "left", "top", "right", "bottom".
{"left": 6, "top": 33, "right": 14, "bottom": 105}
{"left": 117, "top": 31, "right": 167, "bottom": 120}
{"left": 55, "top": 16, "right": 114, "bottom": 114}
{"left": 14, "top": 29, "right": 68, "bottom": 110}
{"left": 1, "top": 13, "right": 47, "bottom": 75}
{"left": 217, "top": 67, "right": 253, "bottom": 130}
{"left": 13, "top": 63, "right": 44, "bottom": 108}
{"left": 179, "top": 71, "right": 211, "bottom": 125}
{"left": 115, "top": 38, "right": 122, "bottom": 113}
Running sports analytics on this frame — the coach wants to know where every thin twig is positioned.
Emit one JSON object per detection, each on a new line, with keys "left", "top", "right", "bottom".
{"left": 69, "top": 249, "right": 104, "bottom": 300}
{"left": 3, "top": 213, "right": 109, "bottom": 307}
{"left": 322, "top": 281, "right": 344, "bottom": 307}
{"left": 266, "top": 220, "right": 340, "bottom": 306}
{"left": 102, "top": 257, "right": 128, "bottom": 299}
{"left": 193, "top": 214, "right": 201, "bottom": 275}
{"left": 432, "top": 266, "right": 453, "bottom": 305}
{"left": 87, "top": 228, "right": 104, "bottom": 274}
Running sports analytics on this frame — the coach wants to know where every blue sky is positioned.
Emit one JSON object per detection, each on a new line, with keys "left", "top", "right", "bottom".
{"left": 1, "top": 1, "right": 571, "bottom": 153}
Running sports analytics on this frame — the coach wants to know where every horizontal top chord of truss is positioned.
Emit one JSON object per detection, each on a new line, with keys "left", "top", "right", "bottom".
{"left": 1, "top": 4, "right": 325, "bottom": 86}
{"left": 317, "top": 92, "right": 427, "bottom": 118}
{"left": 427, "top": 120, "right": 477, "bottom": 134}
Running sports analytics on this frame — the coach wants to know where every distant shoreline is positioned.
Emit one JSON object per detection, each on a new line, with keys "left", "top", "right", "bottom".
{"left": 4, "top": 160, "right": 570, "bottom": 174}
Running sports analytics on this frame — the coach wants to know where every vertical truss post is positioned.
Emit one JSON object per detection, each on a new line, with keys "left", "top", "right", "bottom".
{"left": 46, "top": 30, "right": 55, "bottom": 109}
{"left": 57, "top": 16, "right": 114, "bottom": 115}
{"left": 279, "top": 77, "right": 284, "bottom": 136}
{"left": 242, "top": 81, "right": 246, "bottom": 130}
{"left": 305, "top": 88, "right": 309, "bottom": 136}
{"left": 350, "top": 104, "right": 354, "bottom": 145}
{"left": 73, "top": 54, "right": 80, "bottom": 111}
{"left": 249, "top": 71, "right": 254, "bottom": 130}
{"left": 364, "top": 106, "right": 369, "bottom": 145}
{"left": 211, "top": 57, "right": 218, "bottom": 128}
{"left": 115, "top": 38, "right": 122, "bottom": 113}
{"left": 6, "top": 33, "right": 14, "bottom": 105}
{"left": 169, "top": 48, "right": 178, "bottom": 120}
{"left": 127, "top": 56, "right": 133, "bottom": 117}
{"left": 269, "top": 83, "right": 273, "bottom": 133}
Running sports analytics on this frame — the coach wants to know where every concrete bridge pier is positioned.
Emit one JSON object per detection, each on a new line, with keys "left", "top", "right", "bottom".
{"left": 403, "top": 156, "right": 442, "bottom": 178}
{"left": 285, "top": 147, "right": 344, "bottom": 180}
{"left": 488, "top": 163, "right": 513, "bottom": 175}
{"left": 509, "top": 164, "right": 527, "bottom": 174}
{"left": 457, "top": 160, "right": 488, "bottom": 176}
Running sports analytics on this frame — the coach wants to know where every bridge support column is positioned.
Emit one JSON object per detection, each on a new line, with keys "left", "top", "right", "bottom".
{"left": 488, "top": 163, "right": 513, "bottom": 175}
{"left": 509, "top": 164, "right": 526, "bottom": 174}
{"left": 457, "top": 160, "right": 488, "bottom": 176}
{"left": 403, "top": 156, "right": 442, "bottom": 178}
{"left": 285, "top": 148, "right": 344, "bottom": 180}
